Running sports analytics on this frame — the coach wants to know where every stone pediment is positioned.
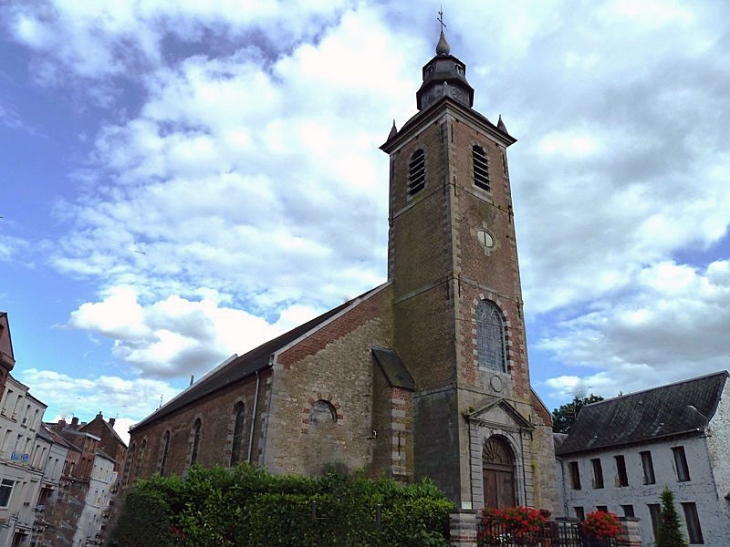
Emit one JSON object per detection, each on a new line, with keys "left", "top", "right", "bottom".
{"left": 465, "top": 397, "right": 534, "bottom": 432}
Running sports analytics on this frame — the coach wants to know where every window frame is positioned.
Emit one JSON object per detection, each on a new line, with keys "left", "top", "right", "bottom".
{"left": 191, "top": 419, "right": 202, "bottom": 465}
{"left": 640, "top": 450, "right": 656, "bottom": 485}
{"left": 591, "top": 458, "right": 604, "bottom": 489}
{"left": 682, "top": 502, "right": 704, "bottom": 544}
{"left": 407, "top": 149, "right": 426, "bottom": 197}
{"left": 0, "top": 478, "right": 14, "bottom": 507}
{"left": 648, "top": 503, "right": 661, "bottom": 540}
{"left": 569, "top": 461, "right": 582, "bottom": 490}
{"left": 472, "top": 144, "right": 490, "bottom": 191}
{"left": 476, "top": 300, "right": 507, "bottom": 373}
{"left": 672, "top": 446, "right": 691, "bottom": 482}
{"left": 159, "top": 430, "right": 170, "bottom": 476}
{"left": 615, "top": 454, "right": 629, "bottom": 487}
{"left": 230, "top": 402, "right": 246, "bottom": 467}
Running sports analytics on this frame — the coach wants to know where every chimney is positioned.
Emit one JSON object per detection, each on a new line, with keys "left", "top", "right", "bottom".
{"left": 109, "top": 418, "right": 116, "bottom": 427}
{"left": 71, "top": 417, "right": 79, "bottom": 427}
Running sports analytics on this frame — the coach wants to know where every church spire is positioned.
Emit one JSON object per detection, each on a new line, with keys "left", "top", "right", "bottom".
{"left": 415, "top": 12, "right": 474, "bottom": 111}
{"left": 435, "top": 8, "right": 450, "bottom": 55}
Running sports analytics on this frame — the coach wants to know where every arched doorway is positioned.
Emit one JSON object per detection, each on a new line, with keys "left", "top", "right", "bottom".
{"left": 482, "top": 436, "right": 515, "bottom": 509}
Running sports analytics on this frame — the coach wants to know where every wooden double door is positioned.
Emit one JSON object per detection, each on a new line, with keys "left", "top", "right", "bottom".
{"left": 482, "top": 437, "right": 515, "bottom": 509}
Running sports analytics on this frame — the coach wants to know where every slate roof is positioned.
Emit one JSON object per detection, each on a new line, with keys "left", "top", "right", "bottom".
{"left": 371, "top": 347, "right": 415, "bottom": 390}
{"left": 556, "top": 371, "right": 728, "bottom": 456}
{"left": 131, "top": 284, "right": 388, "bottom": 431}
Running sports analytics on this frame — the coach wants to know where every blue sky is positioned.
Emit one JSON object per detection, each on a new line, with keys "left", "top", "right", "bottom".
{"left": 1, "top": 0, "right": 729, "bottom": 442}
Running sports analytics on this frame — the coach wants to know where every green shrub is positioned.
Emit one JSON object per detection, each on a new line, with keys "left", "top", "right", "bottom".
{"left": 112, "top": 465, "right": 454, "bottom": 547}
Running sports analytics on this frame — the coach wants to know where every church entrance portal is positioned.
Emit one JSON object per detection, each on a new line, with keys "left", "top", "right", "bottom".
{"left": 482, "top": 437, "right": 515, "bottom": 509}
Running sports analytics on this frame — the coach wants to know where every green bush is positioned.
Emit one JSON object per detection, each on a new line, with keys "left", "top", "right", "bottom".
{"left": 112, "top": 465, "right": 453, "bottom": 547}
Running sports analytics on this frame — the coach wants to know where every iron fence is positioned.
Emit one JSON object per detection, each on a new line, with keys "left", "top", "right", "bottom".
{"left": 477, "top": 519, "right": 617, "bottom": 547}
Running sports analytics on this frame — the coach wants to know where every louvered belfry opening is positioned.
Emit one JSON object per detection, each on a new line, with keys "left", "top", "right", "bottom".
{"left": 473, "top": 144, "right": 490, "bottom": 191}
{"left": 407, "top": 149, "right": 426, "bottom": 196}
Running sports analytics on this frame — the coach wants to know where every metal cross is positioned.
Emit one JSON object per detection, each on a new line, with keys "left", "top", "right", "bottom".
{"left": 437, "top": 7, "right": 447, "bottom": 32}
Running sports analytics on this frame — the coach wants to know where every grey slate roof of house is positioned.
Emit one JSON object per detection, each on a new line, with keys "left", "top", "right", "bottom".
{"left": 131, "top": 283, "right": 389, "bottom": 431}
{"left": 556, "top": 370, "right": 728, "bottom": 456}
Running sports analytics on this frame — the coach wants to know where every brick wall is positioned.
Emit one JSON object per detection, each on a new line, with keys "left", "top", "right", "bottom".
{"left": 263, "top": 286, "right": 394, "bottom": 476}
{"left": 126, "top": 369, "right": 269, "bottom": 483}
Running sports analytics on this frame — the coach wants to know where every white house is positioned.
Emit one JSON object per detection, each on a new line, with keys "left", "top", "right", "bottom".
{"left": 0, "top": 376, "right": 47, "bottom": 547}
{"left": 555, "top": 370, "right": 730, "bottom": 547}
{"left": 70, "top": 441, "right": 117, "bottom": 547}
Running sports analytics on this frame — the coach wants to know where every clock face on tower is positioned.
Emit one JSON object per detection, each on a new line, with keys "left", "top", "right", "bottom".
{"left": 477, "top": 227, "right": 495, "bottom": 249}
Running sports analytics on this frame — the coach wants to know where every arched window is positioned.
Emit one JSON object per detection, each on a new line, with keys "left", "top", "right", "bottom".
{"left": 310, "top": 400, "right": 336, "bottom": 425}
{"left": 191, "top": 419, "right": 202, "bottom": 464}
{"left": 136, "top": 438, "right": 147, "bottom": 478}
{"left": 123, "top": 443, "right": 136, "bottom": 485}
{"left": 482, "top": 437, "right": 515, "bottom": 509}
{"left": 407, "top": 149, "right": 426, "bottom": 196}
{"left": 476, "top": 300, "right": 506, "bottom": 372}
{"left": 473, "top": 145, "right": 490, "bottom": 191}
{"left": 230, "top": 402, "right": 245, "bottom": 467}
{"left": 159, "top": 431, "right": 170, "bottom": 475}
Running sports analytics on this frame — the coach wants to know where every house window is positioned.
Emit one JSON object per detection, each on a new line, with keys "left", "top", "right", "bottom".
{"left": 191, "top": 419, "right": 202, "bottom": 464}
{"left": 596, "top": 506, "right": 608, "bottom": 513}
{"left": 672, "top": 446, "right": 690, "bottom": 482}
{"left": 682, "top": 503, "right": 704, "bottom": 544}
{"left": 648, "top": 503, "right": 661, "bottom": 539}
{"left": 569, "top": 461, "right": 581, "bottom": 490}
{"left": 641, "top": 451, "right": 656, "bottom": 484}
{"left": 476, "top": 300, "right": 507, "bottom": 372}
{"left": 230, "top": 402, "right": 245, "bottom": 467}
{"left": 621, "top": 505, "right": 635, "bottom": 518}
{"left": 615, "top": 455, "right": 629, "bottom": 487}
{"left": 407, "top": 149, "right": 426, "bottom": 196}
{"left": 472, "top": 144, "right": 490, "bottom": 191}
{"left": 159, "top": 431, "right": 170, "bottom": 475}
{"left": 574, "top": 506, "right": 585, "bottom": 520}
{"left": 0, "top": 479, "right": 14, "bottom": 507}
{"left": 591, "top": 458, "right": 604, "bottom": 489}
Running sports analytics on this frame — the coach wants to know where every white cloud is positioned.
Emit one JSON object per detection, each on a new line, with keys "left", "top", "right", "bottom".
{"left": 3, "top": 0, "right": 730, "bottom": 413}
{"left": 67, "top": 286, "right": 315, "bottom": 378}
{"left": 21, "top": 368, "right": 180, "bottom": 443}
{"left": 538, "top": 260, "right": 730, "bottom": 399}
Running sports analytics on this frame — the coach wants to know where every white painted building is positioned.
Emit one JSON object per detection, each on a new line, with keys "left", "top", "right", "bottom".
{"left": 71, "top": 445, "right": 117, "bottom": 547}
{"left": 555, "top": 371, "right": 730, "bottom": 547}
{"left": 0, "top": 377, "right": 47, "bottom": 547}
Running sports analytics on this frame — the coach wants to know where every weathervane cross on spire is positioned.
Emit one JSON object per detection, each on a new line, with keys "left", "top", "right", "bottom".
{"left": 437, "top": 7, "right": 447, "bottom": 33}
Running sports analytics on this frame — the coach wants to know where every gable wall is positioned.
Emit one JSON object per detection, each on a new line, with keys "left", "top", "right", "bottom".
{"left": 264, "top": 286, "right": 394, "bottom": 476}
{"left": 706, "top": 381, "right": 730, "bottom": 501}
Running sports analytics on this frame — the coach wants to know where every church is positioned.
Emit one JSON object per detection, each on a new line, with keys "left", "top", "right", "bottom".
{"left": 125, "top": 28, "right": 558, "bottom": 515}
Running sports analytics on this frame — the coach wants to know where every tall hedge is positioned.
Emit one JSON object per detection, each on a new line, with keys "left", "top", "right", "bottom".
{"left": 111, "top": 465, "right": 453, "bottom": 547}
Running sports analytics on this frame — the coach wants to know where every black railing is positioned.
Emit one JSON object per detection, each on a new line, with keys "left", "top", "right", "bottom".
{"left": 477, "top": 519, "right": 617, "bottom": 547}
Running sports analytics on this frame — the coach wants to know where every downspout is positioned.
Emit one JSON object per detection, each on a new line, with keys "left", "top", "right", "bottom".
{"left": 246, "top": 370, "right": 261, "bottom": 464}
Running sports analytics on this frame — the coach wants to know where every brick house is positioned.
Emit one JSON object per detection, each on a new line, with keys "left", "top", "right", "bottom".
{"left": 126, "top": 30, "right": 558, "bottom": 516}
{"left": 0, "top": 313, "right": 15, "bottom": 406}
{"left": 555, "top": 371, "right": 730, "bottom": 546}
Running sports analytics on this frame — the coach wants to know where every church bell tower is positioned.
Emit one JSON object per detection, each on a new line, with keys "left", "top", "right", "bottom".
{"left": 381, "top": 27, "right": 556, "bottom": 512}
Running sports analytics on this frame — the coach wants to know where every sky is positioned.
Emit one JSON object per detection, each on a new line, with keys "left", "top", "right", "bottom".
{"left": 1, "top": 0, "right": 729, "bottom": 444}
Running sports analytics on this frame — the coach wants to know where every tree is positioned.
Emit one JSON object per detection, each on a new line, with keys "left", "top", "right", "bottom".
{"left": 551, "top": 394, "right": 604, "bottom": 433}
{"left": 655, "top": 487, "right": 688, "bottom": 547}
